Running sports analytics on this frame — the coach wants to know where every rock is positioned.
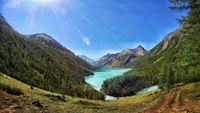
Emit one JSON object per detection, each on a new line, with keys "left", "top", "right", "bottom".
{"left": 60, "top": 94, "right": 66, "bottom": 102}
{"left": 32, "top": 100, "right": 43, "bottom": 108}
{"left": 4, "top": 97, "right": 8, "bottom": 100}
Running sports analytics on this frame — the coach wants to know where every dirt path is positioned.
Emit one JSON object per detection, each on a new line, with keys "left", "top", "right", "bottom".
{"left": 144, "top": 87, "right": 200, "bottom": 113}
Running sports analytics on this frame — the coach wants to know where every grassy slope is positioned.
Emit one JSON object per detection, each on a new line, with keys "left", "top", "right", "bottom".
{"left": 1, "top": 72, "right": 200, "bottom": 112}
{"left": 0, "top": 72, "right": 163, "bottom": 113}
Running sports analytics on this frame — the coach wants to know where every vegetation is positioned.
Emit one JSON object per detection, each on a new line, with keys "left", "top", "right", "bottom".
{"left": 0, "top": 83, "right": 23, "bottom": 95}
{"left": 1, "top": 72, "right": 200, "bottom": 112}
{"left": 0, "top": 72, "right": 164, "bottom": 113}
{"left": 102, "top": 0, "right": 200, "bottom": 97}
{"left": 0, "top": 14, "right": 104, "bottom": 100}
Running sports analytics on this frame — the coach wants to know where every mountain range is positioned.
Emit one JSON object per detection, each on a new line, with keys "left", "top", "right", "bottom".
{"left": 0, "top": 1, "right": 200, "bottom": 112}
{"left": 95, "top": 45, "right": 148, "bottom": 68}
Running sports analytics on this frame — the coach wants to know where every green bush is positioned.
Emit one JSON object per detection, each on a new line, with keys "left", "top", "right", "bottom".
{"left": 0, "top": 83, "right": 24, "bottom": 95}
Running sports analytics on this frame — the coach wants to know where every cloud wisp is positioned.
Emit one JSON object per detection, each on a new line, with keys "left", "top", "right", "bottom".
{"left": 6, "top": 0, "right": 24, "bottom": 8}
{"left": 78, "top": 30, "right": 91, "bottom": 46}
{"left": 83, "top": 37, "right": 90, "bottom": 46}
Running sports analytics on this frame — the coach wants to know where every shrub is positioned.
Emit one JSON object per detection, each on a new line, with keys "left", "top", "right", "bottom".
{"left": 0, "top": 83, "right": 24, "bottom": 95}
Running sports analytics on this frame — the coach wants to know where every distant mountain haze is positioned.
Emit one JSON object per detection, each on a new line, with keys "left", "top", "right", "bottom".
{"left": 78, "top": 55, "right": 96, "bottom": 65}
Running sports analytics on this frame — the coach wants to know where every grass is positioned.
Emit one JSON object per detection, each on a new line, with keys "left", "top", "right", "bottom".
{"left": 0, "top": 72, "right": 164, "bottom": 113}
{"left": 180, "top": 82, "right": 200, "bottom": 102}
{"left": 1, "top": 72, "right": 200, "bottom": 112}
{"left": 0, "top": 82, "right": 23, "bottom": 95}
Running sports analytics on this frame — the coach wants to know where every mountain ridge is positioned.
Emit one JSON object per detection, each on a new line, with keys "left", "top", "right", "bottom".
{"left": 95, "top": 45, "right": 148, "bottom": 68}
{"left": 27, "top": 33, "right": 74, "bottom": 54}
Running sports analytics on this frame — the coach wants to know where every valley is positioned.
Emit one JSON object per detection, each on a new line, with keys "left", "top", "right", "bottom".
{"left": 0, "top": 0, "right": 200, "bottom": 112}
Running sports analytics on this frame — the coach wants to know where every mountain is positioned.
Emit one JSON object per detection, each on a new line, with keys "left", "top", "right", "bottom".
{"left": 27, "top": 33, "right": 74, "bottom": 54}
{"left": 0, "top": 13, "right": 104, "bottom": 100}
{"left": 102, "top": 25, "right": 200, "bottom": 97}
{"left": 95, "top": 45, "right": 148, "bottom": 68}
{"left": 133, "top": 45, "right": 148, "bottom": 56}
{"left": 78, "top": 55, "right": 95, "bottom": 65}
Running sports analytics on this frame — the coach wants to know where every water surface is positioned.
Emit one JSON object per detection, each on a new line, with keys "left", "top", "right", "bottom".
{"left": 137, "top": 85, "right": 158, "bottom": 94}
{"left": 85, "top": 68, "right": 158, "bottom": 100}
{"left": 85, "top": 68, "right": 131, "bottom": 100}
{"left": 85, "top": 68, "right": 132, "bottom": 91}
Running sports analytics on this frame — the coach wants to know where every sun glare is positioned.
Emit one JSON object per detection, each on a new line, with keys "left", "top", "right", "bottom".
{"left": 31, "top": 0, "right": 57, "bottom": 5}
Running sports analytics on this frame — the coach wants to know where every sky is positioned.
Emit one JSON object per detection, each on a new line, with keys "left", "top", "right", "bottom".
{"left": 0, "top": 0, "right": 186, "bottom": 58}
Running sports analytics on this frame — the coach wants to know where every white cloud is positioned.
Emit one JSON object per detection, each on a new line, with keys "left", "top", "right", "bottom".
{"left": 6, "top": 0, "right": 24, "bottom": 8}
{"left": 83, "top": 37, "right": 90, "bottom": 46}
{"left": 78, "top": 30, "right": 91, "bottom": 46}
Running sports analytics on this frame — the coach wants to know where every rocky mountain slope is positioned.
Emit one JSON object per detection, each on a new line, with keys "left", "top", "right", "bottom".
{"left": 27, "top": 33, "right": 74, "bottom": 54}
{"left": 95, "top": 45, "right": 148, "bottom": 68}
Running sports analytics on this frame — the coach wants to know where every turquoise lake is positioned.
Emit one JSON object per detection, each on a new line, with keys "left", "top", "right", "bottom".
{"left": 85, "top": 68, "right": 132, "bottom": 91}
{"left": 85, "top": 68, "right": 158, "bottom": 100}
{"left": 84, "top": 68, "right": 131, "bottom": 100}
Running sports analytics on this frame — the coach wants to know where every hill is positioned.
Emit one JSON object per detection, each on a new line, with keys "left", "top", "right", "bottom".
{"left": 95, "top": 45, "right": 148, "bottom": 68}
{"left": 0, "top": 13, "right": 103, "bottom": 100}
{"left": 1, "top": 72, "right": 200, "bottom": 112}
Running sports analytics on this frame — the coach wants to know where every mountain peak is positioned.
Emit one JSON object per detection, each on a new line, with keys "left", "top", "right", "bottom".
{"left": 134, "top": 45, "right": 148, "bottom": 56}
{"left": 95, "top": 46, "right": 148, "bottom": 68}
{"left": 122, "top": 49, "right": 134, "bottom": 54}
{"left": 137, "top": 45, "right": 144, "bottom": 49}
{"left": 27, "top": 33, "right": 73, "bottom": 54}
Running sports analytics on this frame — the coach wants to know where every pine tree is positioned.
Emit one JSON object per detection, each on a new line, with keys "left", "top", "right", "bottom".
{"left": 169, "top": 0, "right": 200, "bottom": 25}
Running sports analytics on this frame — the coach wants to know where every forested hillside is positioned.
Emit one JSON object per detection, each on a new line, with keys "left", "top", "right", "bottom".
{"left": 102, "top": 0, "right": 200, "bottom": 97}
{"left": 0, "top": 13, "right": 104, "bottom": 100}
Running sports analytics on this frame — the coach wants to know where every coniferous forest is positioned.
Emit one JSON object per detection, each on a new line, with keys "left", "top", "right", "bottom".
{"left": 0, "top": 14, "right": 104, "bottom": 100}
{"left": 102, "top": 0, "right": 200, "bottom": 97}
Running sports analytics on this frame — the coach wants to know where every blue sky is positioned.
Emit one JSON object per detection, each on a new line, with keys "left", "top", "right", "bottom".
{"left": 0, "top": 0, "right": 186, "bottom": 58}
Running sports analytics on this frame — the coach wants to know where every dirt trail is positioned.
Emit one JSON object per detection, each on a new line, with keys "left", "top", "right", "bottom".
{"left": 144, "top": 87, "right": 200, "bottom": 113}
